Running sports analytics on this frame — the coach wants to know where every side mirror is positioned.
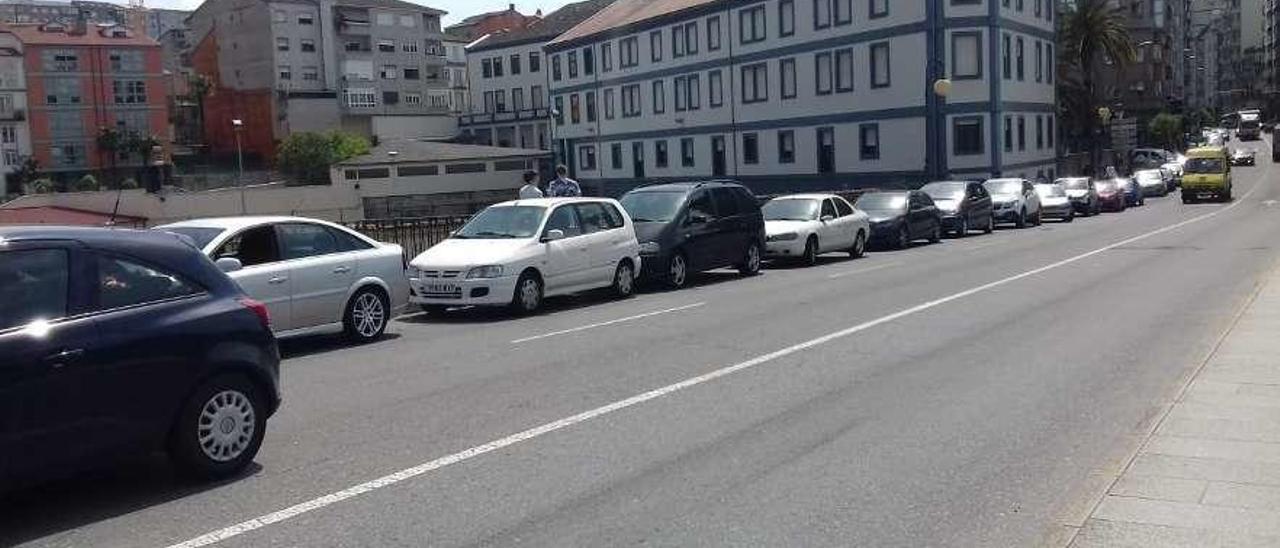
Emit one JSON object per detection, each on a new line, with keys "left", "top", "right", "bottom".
{"left": 542, "top": 229, "right": 566, "bottom": 242}
{"left": 215, "top": 257, "right": 243, "bottom": 273}
{"left": 820, "top": 214, "right": 835, "bottom": 222}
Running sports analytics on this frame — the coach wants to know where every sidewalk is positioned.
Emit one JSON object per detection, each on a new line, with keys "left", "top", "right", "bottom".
{"left": 1069, "top": 267, "right": 1280, "bottom": 547}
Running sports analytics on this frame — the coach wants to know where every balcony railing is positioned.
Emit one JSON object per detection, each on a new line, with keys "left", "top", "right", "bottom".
{"left": 0, "top": 107, "right": 25, "bottom": 121}
{"left": 459, "top": 108, "right": 550, "bottom": 126}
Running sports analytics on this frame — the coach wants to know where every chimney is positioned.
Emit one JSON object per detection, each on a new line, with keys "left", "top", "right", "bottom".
{"left": 70, "top": 9, "right": 89, "bottom": 35}
{"left": 508, "top": 3, "right": 515, "bottom": 11}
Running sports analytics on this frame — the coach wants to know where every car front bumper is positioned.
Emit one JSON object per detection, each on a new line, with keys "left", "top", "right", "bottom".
{"left": 1042, "top": 203, "right": 1073, "bottom": 218}
{"left": 408, "top": 274, "right": 519, "bottom": 306}
{"left": 765, "top": 238, "right": 808, "bottom": 258}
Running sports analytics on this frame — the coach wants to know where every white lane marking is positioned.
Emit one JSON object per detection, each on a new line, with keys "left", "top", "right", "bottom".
{"left": 166, "top": 179, "right": 1263, "bottom": 548}
{"left": 510, "top": 302, "right": 707, "bottom": 344}
{"left": 826, "top": 261, "right": 900, "bottom": 279}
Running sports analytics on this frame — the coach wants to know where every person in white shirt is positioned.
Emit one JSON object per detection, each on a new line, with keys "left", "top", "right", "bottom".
{"left": 519, "top": 170, "right": 544, "bottom": 199}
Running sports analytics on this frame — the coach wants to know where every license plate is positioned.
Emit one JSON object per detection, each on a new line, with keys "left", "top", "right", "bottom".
{"left": 1197, "top": 192, "right": 1216, "bottom": 199}
{"left": 423, "top": 283, "right": 458, "bottom": 293}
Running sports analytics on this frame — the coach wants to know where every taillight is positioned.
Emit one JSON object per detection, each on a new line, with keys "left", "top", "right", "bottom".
{"left": 238, "top": 297, "right": 271, "bottom": 329}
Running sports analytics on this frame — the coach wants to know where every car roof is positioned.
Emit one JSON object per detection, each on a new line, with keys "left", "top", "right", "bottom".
{"left": 1187, "top": 146, "right": 1227, "bottom": 156}
{"left": 769, "top": 193, "right": 843, "bottom": 201}
{"left": 157, "top": 215, "right": 319, "bottom": 231}
{"left": 628, "top": 180, "right": 745, "bottom": 193}
{"left": 984, "top": 178, "right": 1024, "bottom": 183}
{"left": 494, "top": 197, "right": 618, "bottom": 207}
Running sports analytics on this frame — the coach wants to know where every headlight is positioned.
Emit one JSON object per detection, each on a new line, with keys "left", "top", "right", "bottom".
{"left": 768, "top": 232, "right": 799, "bottom": 242}
{"left": 407, "top": 266, "right": 422, "bottom": 278}
{"left": 638, "top": 241, "right": 661, "bottom": 254}
{"left": 465, "top": 265, "right": 504, "bottom": 279}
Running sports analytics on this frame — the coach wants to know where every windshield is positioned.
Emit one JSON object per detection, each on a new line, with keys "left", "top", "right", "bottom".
{"left": 1056, "top": 178, "right": 1089, "bottom": 190}
{"left": 620, "top": 191, "right": 686, "bottom": 223}
{"left": 1136, "top": 171, "right": 1163, "bottom": 183}
{"left": 1185, "top": 158, "right": 1225, "bottom": 174}
{"left": 984, "top": 180, "right": 1023, "bottom": 195}
{"left": 763, "top": 199, "right": 819, "bottom": 221}
{"left": 856, "top": 193, "right": 908, "bottom": 212}
{"left": 921, "top": 182, "right": 967, "bottom": 200}
{"left": 160, "top": 227, "right": 225, "bottom": 250}
{"left": 1095, "top": 180, "right": 1116, "bottom": 192}
{"left": 1035, "top": 185, "right": 1065, "bottom": 198}
{"left": 454, "top": 205, "right": 546, "bottom": 239}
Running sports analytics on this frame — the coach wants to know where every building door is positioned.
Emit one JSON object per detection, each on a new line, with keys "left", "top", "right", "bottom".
{"left": 712, "top": 136, "right": 727, "bottom": 177}
{"left": 817, "top": 127, "right": 835, "bottom": 174}
{"left": 632, "top": 142, "right": 646, "bottom": 179}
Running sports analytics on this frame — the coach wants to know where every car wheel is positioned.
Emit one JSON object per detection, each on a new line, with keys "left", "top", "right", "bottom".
{"left": 1223, "top": 188, "right": 1233, "bottom": 202}
{"left": 1016, "top": 209, "right": 1027, "bottom": 228}
{"left": 801, "top": 236, "right": 818, "bottom": 266}
{"left": 420, "top": 304, "right": 449, "bottom": 315}
{"left": 666, "top": 252, "right": 689, "bottom": 289}
{"left": 896, "top": 226, "right": 910, "bottom": 249}
{"left": 168, "top": 373, "right": 266, "bottom": 480}
{"left": 929, "top": 222, "right": 942, "bottom": 243}
{"left": 984, "top": 215, "right": 995, "bottom": 234}
{"left": 1182, "top": 195, "right": 1193, "bottom": 204}
{"left": 612, "top": 261, "right": 636, "bottom": 298}
{"left": 343, "top": 287, "right": 389, "bottom": 343}
{"left": 1033, "top": 210, "right": 1043, "bottom": 226}
{"left": 510, "top": 271, "right": 543, "bottom": 314}
{"left": 957, "top": 216, "right": 970, "bottom": 238}
{"left": 849, "top": 231, "right": 866, "bottom": 258}
{"left": 739, "top": 241, "right": 762, "bottom": 276}
{"left": 1065, "top": 210, "right": 1075, "bottom": 223}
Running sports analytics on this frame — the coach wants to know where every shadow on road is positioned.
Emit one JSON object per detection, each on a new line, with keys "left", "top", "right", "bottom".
{"left": 0, "top": 457, "right": 262, "bottom": 546}
{"left": 279, "top": 332, "right": 403, "bottom": 360}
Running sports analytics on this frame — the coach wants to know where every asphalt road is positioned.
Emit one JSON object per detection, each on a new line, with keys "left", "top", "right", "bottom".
{"left": 5, "top": 141, "right": 1280, "bottom": 548}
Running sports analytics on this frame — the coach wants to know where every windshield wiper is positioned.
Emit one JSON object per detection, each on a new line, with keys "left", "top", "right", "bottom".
{"left": 630, "top": 218, "right": 663, "bottom": 223}
{"left": 468, "top": 231, "right": 518, "bottom": 238}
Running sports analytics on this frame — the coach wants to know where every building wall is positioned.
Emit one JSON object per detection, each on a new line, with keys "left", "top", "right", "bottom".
{"left": 0, "top": 34, "right": 30, "bottom": 180}
{"left": 461, "top": 39, "right": 552, "bottom": 149}
{"left": 191, "top": 30, "right": 277, "bottom": 160}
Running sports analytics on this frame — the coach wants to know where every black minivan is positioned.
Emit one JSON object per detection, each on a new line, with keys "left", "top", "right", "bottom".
{"left": 0, "top": 227, "right": 281, "bottom": 491}
{"left": 619, "top": 181, "right": 766, "bottom": 288}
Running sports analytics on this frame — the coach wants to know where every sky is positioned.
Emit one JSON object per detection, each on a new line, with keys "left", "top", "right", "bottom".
{"left": 138, "top": 0, "right": 580, "bottom": 25}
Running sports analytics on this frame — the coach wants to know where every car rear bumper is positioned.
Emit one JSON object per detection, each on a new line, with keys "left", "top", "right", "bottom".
{"left": 409, "top": 274, "right": 519, "bottom": 306}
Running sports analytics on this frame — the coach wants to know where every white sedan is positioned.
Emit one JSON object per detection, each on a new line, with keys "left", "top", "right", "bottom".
{"left": 763, "top": 194, "right": 869, "bottom": 265}
{"left": 157, "top": 216, "right": 408, "bottom": 343}
{"left": 408, "top": 198, "right": 642, "bottom": 314}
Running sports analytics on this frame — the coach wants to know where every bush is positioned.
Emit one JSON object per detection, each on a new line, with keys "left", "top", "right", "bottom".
{"left": 277, "top": 131, "right": 370, "bottom": 185}
{"left": 71, "top": 174, "right": 99, "bottom": 192}
{"left": 120, "top": 178, "right": 139, "bottom": 189}
{"left": 30, "top": 178, "right": 54, "bottom": 194}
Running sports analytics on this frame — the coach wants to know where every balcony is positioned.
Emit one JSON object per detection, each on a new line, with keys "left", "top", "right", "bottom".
{"left": 337, "top": 10, "right": 371, "bottom": 35}
{"left": 0, "top": 107, "right": 25, "bottom": 121}
{"left": 459, "top": 108, "right": 550, "bottom": 126}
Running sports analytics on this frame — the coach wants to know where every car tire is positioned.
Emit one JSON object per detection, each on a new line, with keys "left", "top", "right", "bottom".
{"left": 510, "top": 271, "right": 543, "bottom": 314}
{"left": 738, "top": 241, "right": 763, "bottom": 276}
{"left": 1015, "top": 209, "right": 1027, "bottom": 228}
{"left": 1065, "top": 210, "right": 1075, "bottom": 223}
{"left": 1223, "top": 188, "right": 1233, "bottom": 202}
{"left": 666, "top": 252, "right": 689, "bottom": 289}
{"left": 343, "top": 287, "right": 389, "bottom": 343}
{"left": 1033, "top": 210, "right": 1043, "bottom": 226}
{"left": 420, "top": 304, "right": 449, "bottom": 315}
{"left": 957, "top": 216, "right": 970, "bottom": 238}
{"left": 984, "top": 215, "right": 995, "bottom": 234}
{"left": 612, "top": 261, "right": 636, "bottom": 298}
{"left": 849, "top": 231, "right": 866, "bottom": 258}
{"left": 801, "top": 236, "right": 818, "bottom": 267}
{"left": 929, "top": 222, "right": 942, "bottom": 243}
{"left": 168, "top": 373, "right": 267, "bottom": 480}
{"left": 896, "top": 226, "right": 910, "bottom": 249}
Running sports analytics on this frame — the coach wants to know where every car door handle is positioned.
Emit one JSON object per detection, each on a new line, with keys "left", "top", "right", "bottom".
{"left": 333, "top": 266, "right": 351, "bottom": 274}
{"left": 268, "top": 276, "right": 289, "bottom": 285}
{"left": 43, "top": 348, "right": 84, "bottom": 368}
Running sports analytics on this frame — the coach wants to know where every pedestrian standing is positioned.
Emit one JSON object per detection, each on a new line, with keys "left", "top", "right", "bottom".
{"left": 547, "top": 164, "right": 582, "bottom": 197}
{"left": 519, "top": 170, "right": 544, "bottom": 199}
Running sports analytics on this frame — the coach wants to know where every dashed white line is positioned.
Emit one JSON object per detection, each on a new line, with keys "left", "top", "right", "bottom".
{"left": 510, "top": 302, "right": 707, "bottom": 344}
{"left": 826, "top": 261, "right": 900, "bottom": 279}
{"left": 165, "top": 175, "right": 1262, "bottom": 548}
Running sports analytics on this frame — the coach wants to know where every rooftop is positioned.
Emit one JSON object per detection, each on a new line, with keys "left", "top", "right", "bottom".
{"left": 340, "top": 141, "right": 550, "bottom": 166}
{"left": 0, "top": 22, "right": 158, "bottom": 46}
{"left": 469, "top": 0, "right": 615, "bottom": 51}
{"left": 334, "top": 0, "right": 445, "bottom": 15}
{"left": 547, "top": 0, "right": 716, "bottom": 48}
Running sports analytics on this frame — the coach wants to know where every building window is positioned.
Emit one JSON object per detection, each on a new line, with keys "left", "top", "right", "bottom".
{"left": 570, "top": 93, "right": 581, "bottom": 123}
{"left": 859, "top": 123, "right": 880, "bottom": 160}
{"left": 377, "top": 40, "right": 394, "bottom": 53}
{"left": 708, "top": 70, "right": 723, "bottom": 107}
{"left": 495, "top": 90, "right": 507, "bottom": 112}
{"left": 1047, "top": 116, "right": 1055, "bottom": 148}
{"left": 952, "top": 32, "right": 983, "bottom": 80}
{"left": 611, "top": 143, "right": 623, "bottom": 170}
{"left": 1002, "top": 34, "right": 1011, "bottom": 80}
{"left": 298, "top": 13, "right": 313, "bottom": 25}
{"left": 835, "top": 48, "right": 854, "bottom": 92}
{"left": 552, "top": 54, "right": 562, "bottom": 81}
{"left": 579, "top": 145, "right": 597, "bottom": 170}
{"left": 399, "top": 14, "right": 414, "bottom": 27}
{"left": 482, "top": 59, "right": 493, "bottom": 78}
{"left": 401, "top": 41, "right": 418, "bottom": 53}
{"left": 583, "top": 47, "right": 594, "bottom": 75}
{"left": 112, "top": 79, "right": 146, "bottom": 104}
{"left": 870, "top": 0, "right": 888, "bottom": 18}
{"left": 601, "top": 42, "right": 613, "bottom": 71}
{"left": 778, "top": 58, "right": 797, "bottom": 99}
{"left": 778, "top": 130, "right": 795, "bottom": 163}
{"left": 604, "top": 88, "right": 616, "bottom": 119}
{"left": 684, "top": 21, "right": 699, "bottom": 55}
{"left": 622, "top": 84, "right": 641, "bottom": 117}
{"left": 380, "top": 65, "right": 397, "bottom": 79}
{"left": 44, "top": 51, "right": 78, "bottom": 72}
{"left": 675, "top": 77, "right": 687, "bottom": 111}
{"left": 687, "top": 74, "right": 700, "bottom": 109}
{"left": 276, "top": 37, "right": 289, "bottom": 51}
{"left": 530, "top": 52, "right": 541, "bottom": 72}
{"left": 817, "top": 127, "right": 835, "bottom": 173}
{"left": 300, "top": 39, "right": 316, "bottom": 52}
{"left": 554, "top": 96, "right": 564, "bottom": 125}
{"left": 108, "top": 50, "right": 142, "bottom": 72}
{"left": 740, "top": 5, "right": 766, "bottom": 44}
{"left": 273, "top": 9, "right": 285, "bottom": 22}
{"left": 742, "top": 133, "right": 759, "bottom": 165}
{"left": 586, "top": 91, "right": 597, "bottom": 122}
{"left": 741, "top": 63, "right": 768, "bottom": 103}
{"left": 672, "top": 25, "right": 685, "bottom": 57}
{"left": 652, "top": 30, "right": 664, "bottom": 61}
{"left": 655, "top": 140, "right": 669, "bottom": 167}
{"left": 1036, "top": 116, "right": 1044, "bottom": 149}
{"left": 403, "top": 67, "right": 420, "bottom": 80}
{"left": 382, "top": 91, "right": 399, "bottom": 105}
{"left": 708, "top": 16, "right": 722, "bottom": 50}
{"left": 1017, "top": 115, "right": 1026, "bottom": 150}
{"left": 870, "top": 42, "right": 890, "bottom": 88}
{"left": 568, "top": 51, "right": 578, "bottom": 78}
{"left": 45, "top": 77, "right": 82, "bottom": 105}
{"left": 51, "top": 144, "right": 85, "bottom": 167}
{"left": 1046, "top": 44, "right": 1054, "bottom": 84}
{"left": 954, "top": 117, "right": 984, "bottom": 156}
{"left": 814, "top": 0, "right": 831, "bottom": 29}
{"left": 278, "top": 65, "right": 291, "bottom": 80}
{"left": 376, "top": 13, "right": 393, "bottom": 25}
{"left": 494, "top": 57, "right": 504, "bottom": 77}
{"left": 531, "top": 85, "right": 544, "bottom": 109}
{"left": 653, "top": 80, "right": 666, "bottom": 114}
{"left": 833, "top": 0, "right": 851, "bottom": 25}
{"left": 815, "top": 52, "right": 833, "bottom": 95}
{"left": 681, "top": 137, "right": 695, "bottom": 167}
{"left": 344, "top": 88, "right": 377, "bottom": 107}
{"left": 1016, "top": 37, "right": 1025, "bottom": 81}
{"left": 620, "top": 36, "right": 639, "bottom": 67}
{"left": 1034, "top": 41, "right": 1043, "bottom": 82}
{"left": 1004, "top": 116, "right": 1013, "bottom": 152}
{"left": 779, "top": 0, "right": 795, "bottom": 36}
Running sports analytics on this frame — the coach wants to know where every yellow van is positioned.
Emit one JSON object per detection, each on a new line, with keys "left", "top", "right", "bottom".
{"left": 1181, "top": 146, "right": 1232, "bottom": 203}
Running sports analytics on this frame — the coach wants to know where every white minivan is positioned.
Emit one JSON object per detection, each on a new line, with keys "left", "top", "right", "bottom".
{"left": 409, "top": 198, "right": 642, "bottom": 314}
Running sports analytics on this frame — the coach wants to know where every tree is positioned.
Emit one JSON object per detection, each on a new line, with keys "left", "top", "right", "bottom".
{"left": 277, "top": 131, "right": 371, "bottom": 185}
{"left": 188, "top": 73, "right": 212, "bottom": 143}
{"left": 97, "top": 127, "right": 122, "bottom": 188}
{"left": 14, "top": 156, "right": 40, "bottom": 191}
{"left": 30, "top": 178, "right": 54, "bottom": 194}
{"left": 1059, "top": 0, "right": 1136, "bottom": 174}
{"left": 1149, "top": 113, "right": 1183, "bottom": 150}
{"left": 72, "top": 174, "right": 100, "bottom": 192}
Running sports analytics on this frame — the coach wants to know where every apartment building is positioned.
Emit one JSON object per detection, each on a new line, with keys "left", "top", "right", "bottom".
{"left": 2, "top": 22, "right": 167, "bottom": 180}
{"left": 545, "top": 0, "right": 1056, "bottom": 196}
{"left": 442, "top": 31, "right": 468, "bottom": 113}
{"left": 188, "top": 0, "right": 454, "bottom": 161}
{"left": 0, "top": 29, "right": 29, "bottom": 191}
{"left": 1095, "top": 0, "right": 1179, "bottom": 134}
{"left": 460, "top": 0, "right": 614, "bottom": 151}
{"left": 0, "top": 0, "right": 124, "bottom": 26}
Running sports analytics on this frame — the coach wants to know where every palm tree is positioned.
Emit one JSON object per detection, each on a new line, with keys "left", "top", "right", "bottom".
{"left": 1058, "top": 0, "right": 1136, "bottom": 174}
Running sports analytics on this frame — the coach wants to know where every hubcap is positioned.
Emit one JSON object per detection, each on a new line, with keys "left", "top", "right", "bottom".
{"left": 352, "top": 293, "right": 385, "bottom": 338}
{"left": 670, "top": 256, "right": 686, "bottom": 286}
{"left": 617, "top": 265, "right": 634, "bottom": 294}
{"left": 520, "top": 279, "right": 540, "bottom": 310}
{"left": 747, "top": 245, "right": 761, "bottom": 271}
{"left": 855, "top": 234, "right": 865, "bottom": 255}
{"left": 198, "top": 390, "right": 255, "bottom": 462}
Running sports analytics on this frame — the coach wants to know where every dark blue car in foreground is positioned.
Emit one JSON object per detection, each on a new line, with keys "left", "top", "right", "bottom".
{"left": 0, "top": 227, "right": 281, "bottom": 490}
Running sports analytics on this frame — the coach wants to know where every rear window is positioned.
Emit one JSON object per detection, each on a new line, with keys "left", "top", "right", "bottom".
{"left": 96, "top": 254, "right": 202, "bottom": 310}
{"left": 1185, "top": 158, "right": 1224, "bottom": 174}
{"left": 0, "top": 248, "right": 69, "bottom": 331}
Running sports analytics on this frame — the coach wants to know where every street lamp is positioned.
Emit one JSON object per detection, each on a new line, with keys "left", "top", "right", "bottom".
{"left": 232, "top": 118, "right": 245, "bottom": 215}
{"left": 929, "top": 71, "right": 951, "bottom": 180}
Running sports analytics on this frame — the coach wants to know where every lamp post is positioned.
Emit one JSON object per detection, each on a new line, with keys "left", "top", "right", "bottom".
{"left": 931, "top": 77, "right": 952, "bottom": 180}
{"left": 232, "top": 118, "right": 245, "bottom": 215}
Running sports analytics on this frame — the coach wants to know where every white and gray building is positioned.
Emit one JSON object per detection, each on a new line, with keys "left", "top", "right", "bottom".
{"left": 0, "top": 31, "right": 30, "bottom": 191}
{"left": 545, "top": 0, "right": 1057, "bottom": 196}
{"left": 458, "top": 0, "right": 614, "bottom": 152}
